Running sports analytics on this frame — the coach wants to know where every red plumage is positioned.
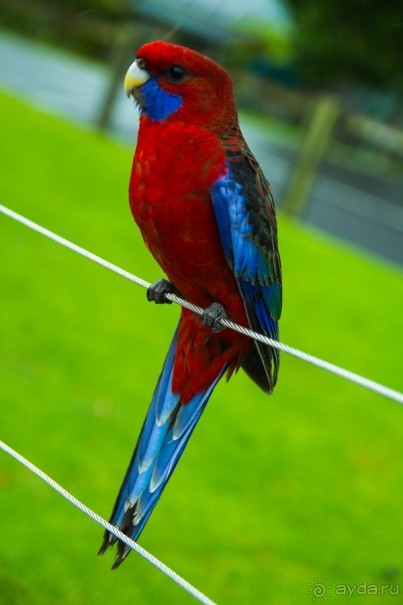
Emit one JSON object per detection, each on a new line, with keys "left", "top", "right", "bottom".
{"left": 128, "top": 42, "right": 251, "bottom": 403}
{"left": 130, "top": 119, "right": 249, "bottom": 403}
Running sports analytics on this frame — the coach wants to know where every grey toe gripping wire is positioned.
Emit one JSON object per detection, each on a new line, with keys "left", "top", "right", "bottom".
{"left": 0, "top": 440, "right": 217, "bottom": 605}
{"left": 1, "top": 203, "right": 402, "bottom": 405}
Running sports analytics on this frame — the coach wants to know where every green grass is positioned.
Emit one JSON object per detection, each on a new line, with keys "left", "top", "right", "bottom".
{"left": 0, "top": 91, "right": 402, "bottom": 605}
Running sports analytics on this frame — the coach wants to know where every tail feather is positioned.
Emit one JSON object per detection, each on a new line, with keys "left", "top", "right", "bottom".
{"left": 99, "top": 326, "right": 224, "bottom": 568}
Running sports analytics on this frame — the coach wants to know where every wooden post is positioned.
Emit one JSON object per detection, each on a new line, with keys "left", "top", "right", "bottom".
{"left": 95, "top": 25, "right": 137, "bottom": 132}
{"left": 282, "top": 96, "right": 340, "bottom": 218}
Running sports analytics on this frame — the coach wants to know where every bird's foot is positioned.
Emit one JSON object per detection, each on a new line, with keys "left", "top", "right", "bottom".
{"left": 203, "top": 302, "right": 227, "bottom": 333}
{"left": 147, "top": 279, "right": 178, "bottom": 304}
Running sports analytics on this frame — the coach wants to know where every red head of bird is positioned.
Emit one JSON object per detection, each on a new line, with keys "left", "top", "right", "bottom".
{"left": 124, "top": 40, "right": 238, "bottom": 133}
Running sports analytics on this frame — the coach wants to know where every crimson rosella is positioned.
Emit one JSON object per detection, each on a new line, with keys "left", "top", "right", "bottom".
{"left": 99, "top": 41, "right": 282, "bottom": 567}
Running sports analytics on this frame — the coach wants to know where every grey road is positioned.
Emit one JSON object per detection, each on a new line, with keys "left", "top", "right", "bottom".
{"left": 1, "top": 29, "right": 402, "bottom": 265}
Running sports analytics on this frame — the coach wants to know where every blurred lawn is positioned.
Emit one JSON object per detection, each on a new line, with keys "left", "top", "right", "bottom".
{"left": 0, "top": 91, "right": 402, "bottom": 605}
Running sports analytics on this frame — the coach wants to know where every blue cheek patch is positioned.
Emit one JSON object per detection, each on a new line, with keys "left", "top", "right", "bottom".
{"left": 139, "top": 76, "right": 183, "bottom": 122}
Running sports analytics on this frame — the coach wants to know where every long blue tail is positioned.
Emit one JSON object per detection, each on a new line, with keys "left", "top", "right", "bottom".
{"left": 99, "top": 327, "right": 223, "bottom": 567}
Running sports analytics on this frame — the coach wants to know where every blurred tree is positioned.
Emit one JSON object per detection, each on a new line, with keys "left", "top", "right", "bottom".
{"left": 286, "top": 0, "right": 403, "bottom": 90}
{"left": 0, "top": 0, "right": 129, "bottom": 60}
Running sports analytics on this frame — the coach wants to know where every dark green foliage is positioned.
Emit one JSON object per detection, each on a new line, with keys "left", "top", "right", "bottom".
{"left": 0, "top": 0, "right": 128, "bottom": 60}
{"left": 287, "top": 0, "right": 403, "bottom": 89}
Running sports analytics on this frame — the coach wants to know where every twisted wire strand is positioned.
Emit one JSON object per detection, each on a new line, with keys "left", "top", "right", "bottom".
{"left": 0, "top": 440, "right": 217, "bottom": 605}
{"left": 1, "top": 202, "right": 402, "bottom": 406}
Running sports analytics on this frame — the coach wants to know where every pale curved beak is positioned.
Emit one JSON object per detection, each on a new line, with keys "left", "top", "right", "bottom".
{"left": 124, "top": 61, "right": 151, "bottom": 98}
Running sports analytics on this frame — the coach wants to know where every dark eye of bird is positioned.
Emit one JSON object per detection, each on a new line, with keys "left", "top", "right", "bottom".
{"left": 136, "top": 57, "right": 146, "bottom": 70}
{"left": 166, "top": 65, "right": 186, "bottom": 81}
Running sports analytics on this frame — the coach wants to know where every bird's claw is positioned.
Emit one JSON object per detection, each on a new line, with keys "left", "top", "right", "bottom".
{"left": 147, "top": 279, "right": 177, "bottom": 304}
{"left": 203, "top": 302, "right": 227, "bottom": 333}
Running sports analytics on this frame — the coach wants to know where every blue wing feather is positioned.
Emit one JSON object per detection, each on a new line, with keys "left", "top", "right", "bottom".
{"left": 211, "top": 158, "right": 282, "bottom": 389}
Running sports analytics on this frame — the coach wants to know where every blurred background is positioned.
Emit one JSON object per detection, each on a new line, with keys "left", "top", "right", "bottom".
{"left": 0, "top": 1, "right": 402, "bottom": 604}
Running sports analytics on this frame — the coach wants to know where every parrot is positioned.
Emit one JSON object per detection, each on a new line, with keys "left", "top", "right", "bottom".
{"left": 99, "top": 40, "right": 282, "bottom": 568}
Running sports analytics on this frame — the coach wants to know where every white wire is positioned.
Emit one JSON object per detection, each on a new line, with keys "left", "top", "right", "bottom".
{"left": 0, "top": 439, "right": 217, "bottom": 605}
{"left": 1, "top": 202, "right": 402, "bottom": 406}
